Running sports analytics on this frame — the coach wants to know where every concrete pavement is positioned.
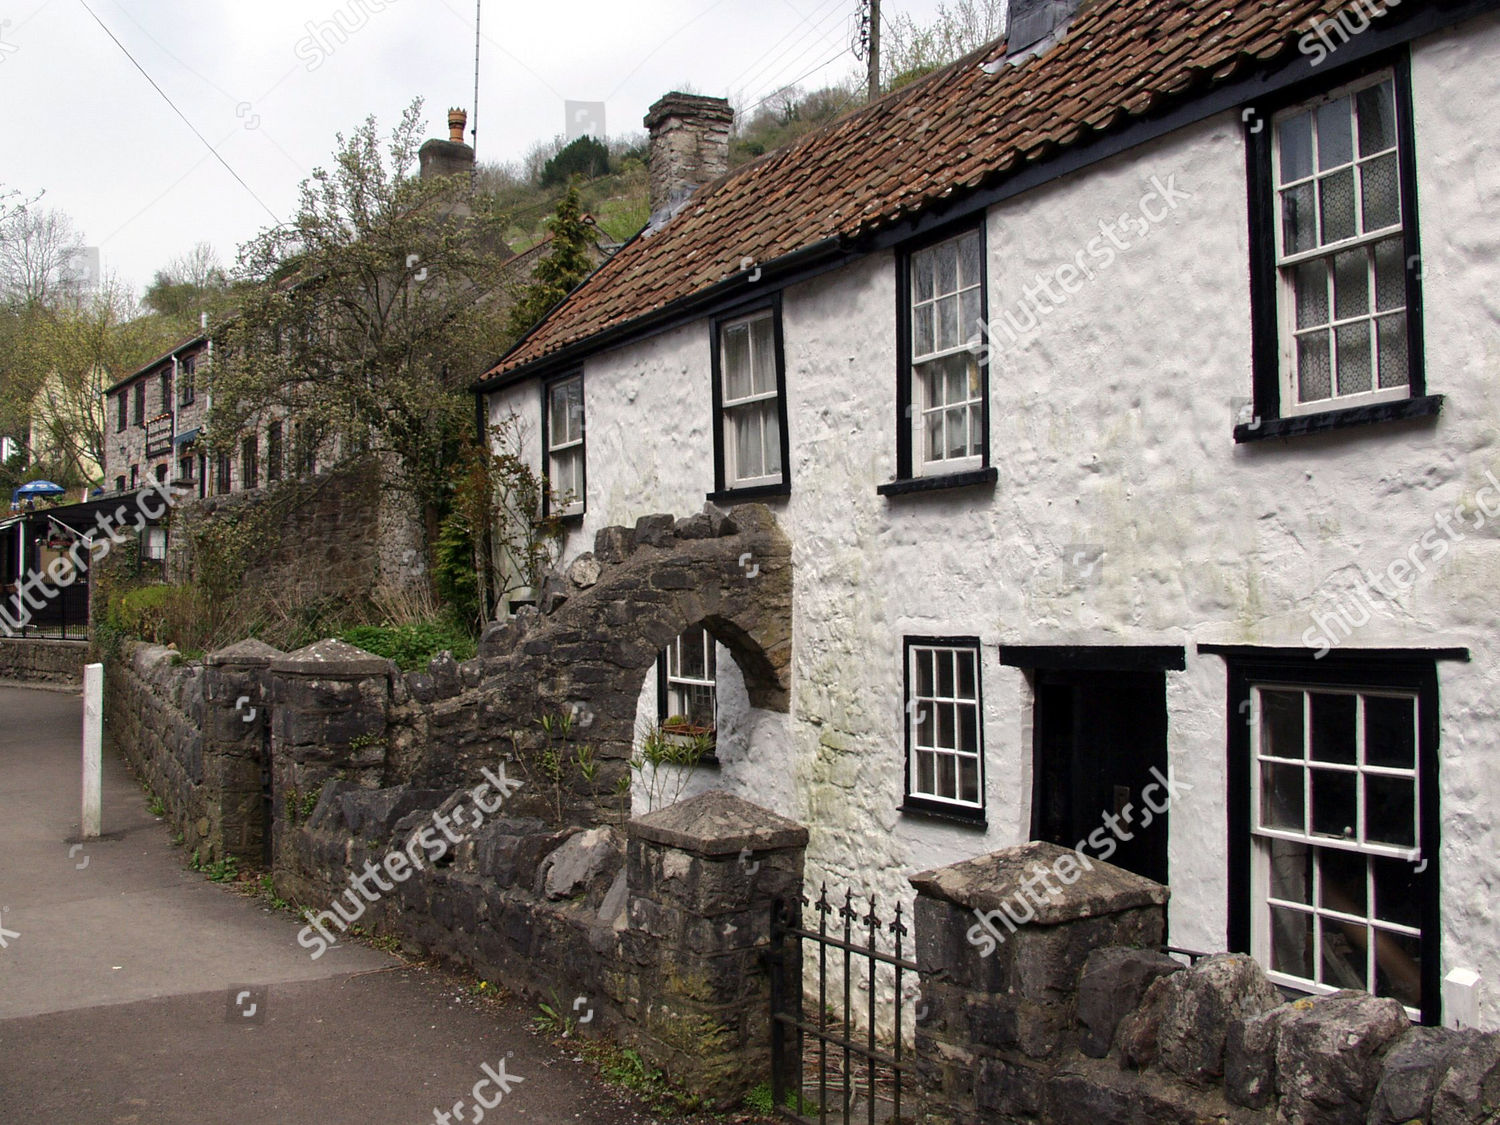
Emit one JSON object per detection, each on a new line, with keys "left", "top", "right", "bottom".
{"left": 0, "top": 683, "right": 681, "bottom": 1123}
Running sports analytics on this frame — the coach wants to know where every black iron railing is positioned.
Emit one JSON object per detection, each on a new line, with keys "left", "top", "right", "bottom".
{"left": 769, "top": 887, "right": 919, "bottom": 1125}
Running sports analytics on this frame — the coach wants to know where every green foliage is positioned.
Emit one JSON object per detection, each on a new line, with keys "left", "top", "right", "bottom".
{"left": 284, "top": 784, "right": 323, "bottom": 826}
{"left": 629, "top": 720, "right": 715, "bottom": 813}
{"left": 512, "top": 710, "right": 601, "bottom": 826}
{"left": 190, "top": 850, "right": 240, "bottom": 883}
{"left": 505, "top": 183, "right": 597, "bottom": 339}
{"left": 730, "top": 83, "right": 862, "bottom": 166}
{"left": 540, "top": 135, "right": 610, "bottom": 187}
{"left": 432, "top": 505, "right": 479, "bottom": 627}
{"left": 881, "top": 0, "right": 1006, "bottom": 87}
{"left": 531, "top": 989, "right": 578, "bottom": 1036}
{"left": 338, "top": 620, "right": 476, "bottom": 670}
{"left": 575, "top": 1038, "right": 712, "bottom": 1115}
{"left": 745, "top": 1082, "right": 819, "bottom": 1115}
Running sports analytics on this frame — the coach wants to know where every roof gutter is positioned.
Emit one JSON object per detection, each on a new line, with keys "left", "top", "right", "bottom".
{"left": 470, "top": 235, "right": 854, "bottom": 394}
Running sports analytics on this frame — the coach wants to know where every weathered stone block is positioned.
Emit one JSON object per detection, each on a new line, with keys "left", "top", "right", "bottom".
{"left": 1077, "top": 947, "right": 1183, "bottom": 1058}
{"left": 1369, "top": 1025, "right": 1467, "bottom": 1125}
{"left": 1225, "top": 1001, "right": 1292, "bottom": 1109}
{"left": 1431, "top": 1030, "right": 1500, "bottom": 1125}
{"left": 567, "top": 552, "right": 602, "bottom": 588}
{"left": 633, "top": 513, "right": 676, "bottom": 547}
{"left": 593, "top": 525, "right": 635, "bottom": 563}
{"left": 1155, "top": 953, "right": 1282, "bottom": 1082}
{"left": 540, "top": 826, "right": 622, "bottom": 901}
{"left": 1275, "top": 991, "right": 1410, "bottom": 1125}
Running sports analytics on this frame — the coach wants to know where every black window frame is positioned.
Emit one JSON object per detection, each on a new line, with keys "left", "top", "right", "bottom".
{"left": 900, "top": 634, "right": 987, "bottom": 826}
{"left": 1215, "top": 648, "right": 1446, "bottom": 1025}
{"left": 216, "top": 450, "right": 232, "bottom": 495}
{"left": 1240, "top": 48, "right": 1438, "bottom": 444}
{"left": 116, "top": 392, "right": 127, "bottom": 433}
{"left": 708, "top": 293, "right": 791, "bottom": 503}
{"left": 159, "top": 369, "right": 172, "bottom": 414}
{"left": 178, "top": 356, "right": 196, "bottom": 406}
{"left": 241, "top": 435, "right": 259, "bottom": 490}
{"left": 881, "top": 221, "right": 997, "bottom": 498}
{"left": 266, "top": 421, "right": 283, "bottom": 484}
{"left": 540, "top": 371, "right": 586, "bottom": 520}
{"left": 133, "top": 383, "right": 146, "bottom": 428}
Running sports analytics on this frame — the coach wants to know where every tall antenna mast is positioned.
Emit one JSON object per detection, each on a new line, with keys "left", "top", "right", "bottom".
{"left": 472, "top": 0, "right": 482, "bottom": 165}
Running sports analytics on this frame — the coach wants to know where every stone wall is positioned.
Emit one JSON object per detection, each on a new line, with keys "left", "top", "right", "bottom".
{"left": 911, "top": 843, "right": 1500, "bottom": 1125}
{"left": 0, "top": 637, "right": 88, "bottom": 684}
{"left": 166, "top": 459, "right": 385, "bottom": 605}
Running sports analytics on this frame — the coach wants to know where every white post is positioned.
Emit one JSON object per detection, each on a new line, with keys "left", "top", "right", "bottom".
{"left": 82, "top": 662, "right": 102, "bottom": 839}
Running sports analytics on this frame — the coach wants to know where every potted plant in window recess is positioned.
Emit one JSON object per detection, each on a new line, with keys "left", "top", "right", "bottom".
{"left": 661, "top": 714, "right": 715, "bottom": 741}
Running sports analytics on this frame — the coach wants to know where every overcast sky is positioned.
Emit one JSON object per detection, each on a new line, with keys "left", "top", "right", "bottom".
{"left": 0, "top": 0, "right": 950, "bottom": 295}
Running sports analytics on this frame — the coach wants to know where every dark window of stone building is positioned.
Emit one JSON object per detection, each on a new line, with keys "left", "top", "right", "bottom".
{"left": 242, "top": 435, "right": 259, "bottom": 490}
{"left": 116, "top": 392, "right": 128, "bottom": 433}
{"left": 159, "top": 370, "right": 171, "bottom": 414}
{"left": 267, "top": 422, "right": 283, "bottom": 483}
{"left": 178, "top": 357, "right": 196, "bottom": 406}
{"left": 134, "top": 383, "right": 146, "bottom": 427}
{"left": 216, "top": 450, "right": 232, "bottom": 494}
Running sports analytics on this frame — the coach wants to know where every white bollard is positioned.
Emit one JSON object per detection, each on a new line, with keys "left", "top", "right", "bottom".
{"left": 82, "top": 662, "right": 102, "bottom": 839}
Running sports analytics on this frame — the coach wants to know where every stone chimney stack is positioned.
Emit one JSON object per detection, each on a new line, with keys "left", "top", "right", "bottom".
{"left": 643, "top": 92, "right": 734, "bottom": 223}
{"left": 419, "top": 107, "right": 475, "bottom": 181}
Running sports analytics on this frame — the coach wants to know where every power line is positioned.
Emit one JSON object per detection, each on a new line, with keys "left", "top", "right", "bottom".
{"left": 75, "top": 0, "right": 281, "bottom": 226}
{"left": 739, "top": 45, "right": 857, "bottom": 118}
{"left": 735, "top": 0, "right": 854, "bottom": 108}
{"left": 726, "top": 0, "right": 848, "bottom": 93}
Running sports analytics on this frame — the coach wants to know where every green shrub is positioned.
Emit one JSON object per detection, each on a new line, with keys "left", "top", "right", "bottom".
{"left": 338, "top": 620, "right": 476, "bottom": 671}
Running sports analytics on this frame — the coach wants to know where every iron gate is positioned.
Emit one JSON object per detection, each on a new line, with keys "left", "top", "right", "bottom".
{"left": 768, "top": 887, "right": 919, "bottom": 1124}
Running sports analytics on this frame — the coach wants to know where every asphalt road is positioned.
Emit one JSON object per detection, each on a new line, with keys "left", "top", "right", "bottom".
{"left": 0, "top": 682, "right": 684, "bottom": 1124}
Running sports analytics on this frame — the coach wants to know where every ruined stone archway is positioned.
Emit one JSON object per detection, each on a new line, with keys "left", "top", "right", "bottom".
{"left": 411, "top": 503, "right": 792, "bottom": 817}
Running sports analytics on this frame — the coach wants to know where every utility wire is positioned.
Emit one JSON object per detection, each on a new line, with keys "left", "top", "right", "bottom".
{"left": 726, "top": 0, "right": 848, "bottom": 93}
{"left": 739, "top": 45, "right": 857, "bottom": 118}
{"left": 735, "top": 0, "right": 854, "bottom": 108}
{"left": 75, "top": 0, "right": 281, "bottom": 226}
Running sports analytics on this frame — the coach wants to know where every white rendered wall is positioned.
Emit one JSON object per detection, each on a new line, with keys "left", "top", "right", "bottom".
{"left": 487, "top": 17, "right": 1500, "bottom": 1025}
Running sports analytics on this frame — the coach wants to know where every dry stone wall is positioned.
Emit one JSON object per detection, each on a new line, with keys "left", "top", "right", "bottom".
{"left": 0, "top": 638, "right": 87, "bottom": 684}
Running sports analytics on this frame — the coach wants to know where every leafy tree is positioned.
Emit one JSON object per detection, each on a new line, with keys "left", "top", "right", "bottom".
{"left": 540, "top": 135, "right": 610, "bottom": 187}
{"left": 211, "top": 99, "right": 515, "bottom": 517}
{"left": 143, "top": 242, "right": 233, "bottom": 320}
{"left": 0, "top": 204, "right": 86, "bottom": 307}
{"left": 505, "top": 183, "right": 596, "bottom": 339}
{"left": 882, "top": 0, "right": 1007, "bottom": 89}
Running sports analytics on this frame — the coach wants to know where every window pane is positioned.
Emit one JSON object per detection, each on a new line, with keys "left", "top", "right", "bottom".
{"left": 913, "top": 251, "right": 934, "bottom": 302}
{"left": 1269, "top": 838, "right": 1312, "bottom": 904}
{"left": 723, "top": 324, "right": 751, "bottom": 400}
{"left": 1294, "top": 260, "right": 1330, "bottom": 328}
{"left": 915, "top": 649, "right": 934, "bottom": 697}
{"left": 946, "top": 361, "right": 968, "bottom": 408}
{"left": 1365, "top": 776, "right": 1416, "bottom": 848}
{"left": 1317, "top": 97, "right": 1354, "bottom": 170}
{"left": 946, "top": 408, "right": 969, "bottom": 459}
{"left": 1262, "top": 690, "right": 1306, "bottom": 759}
{"left": 913, "top": 305, "right": 934, "bottom": 357}
{"left": 917, "top": 709, "right": 935, "bottom": 749}
{"left": 937, "top": 753, "right": 957, "bottom": 800}
{"left": 1320, "top": 915, "right": 1366, "bottom": 990}
{"left": 1375, "top": 929, "right": 1422, "bottom": 1011}
{"left": 956, "top": 649, "right": 976, "bottom": 698}
{"left": 679, "top": 627, "right": 707, "bottom": 678}
{"left": 1261, "top": 762, "right": 1305, "bottom": 831}
{"left": 1373, "top": 856, "right": 1422, "bottom": 929}
{"left": 761, "top": 402, "right": 782, "bottom": 475}
{"left": 1282, "top": 183, "right": 1317, "bottom": 254}
{"left": 1319, "top": 847, "right": 1367, "bottom": 916}
{"left": 1320, "top": 169, "right": 1357, "bottom": 244}
{"left": 1365, "top": 696, "right": 1415, "bottom": 769}
{"left": 959, "top": 705, "right": 978, "bottom": 754}
{"left": 960, "top": 287, "right": 982, "bottom": 345}
{"left": 1356, "top": 81, "right": 1396, "bottom": 156}
{"left": 1361, "top": 153, "right": 1401, "bottom": 232}
{"left": 1280, "top": 112, "right": 1314, "bottom": 183}
{"left": 935, "top": 239, "right": 958, "bottom": 296}
{"left": 1270, "top": 905, "right": 1314, "bottom": 979}
{"left": 1334, "top": 249, "right": 1370, "bottom": 320}
{"left": 938, "top": 703, "right": 958, "bottom": 750}
{"left": 1311, "top": 694, "right": 1357, "bottom": 763}
{"left": 1335, "top": 321, "right": 1373, "bottom": 396}
{"left": 1311, "top": 769, "right": 1357, "bottom": 840}
{"left": 1374, "top": 238, "right": 1405, "bottom": 311}
{"left": 750, "top": 314, "right": 777, "bottom": 395}
{"left": 936, "top": 294, "right": 958, "bottom": 351}
{"left": 959, "top": 756, "right": 980, "bottom": 805}
{"left": 734, "top": 408, "right": 763, "bottom": 479}
{"left": 1377, "top": 315, "right": 1409, "bottom": 388}
{"left": 925, "top": 405, "right": 944, "bottom": 463}
{"left": 1298, "top": 331, "right": 1333, "bottom": 401}
{"left": 936, "top": 649, "right": 954, "bottom": 697}
{"left": 959, "top": 231, "right": 982, "bottom": 288}
{"left": 916, "top": 751, "right": 936, "bottom": 794}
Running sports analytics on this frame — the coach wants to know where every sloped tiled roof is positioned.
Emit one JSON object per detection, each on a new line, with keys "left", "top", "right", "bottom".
{"left": 482, "top": 0, "right": 1395, "bottom": 381}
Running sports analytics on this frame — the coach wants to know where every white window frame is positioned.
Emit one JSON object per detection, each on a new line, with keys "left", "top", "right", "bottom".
{"left": 905, "top": 641, "right": 984, "bottom": 814}
{"left": 1248, "top": 682, "right": 1422, "bottom": 1017}
{"left": 660, "top": 625, "right": 716, "bottom": 734}
{"left": 718, "top": 309, "right": 783, "bottom": 491}
{"left": 1272, "top": 70, "right": 1411, "bottom": 418}
{"left": 545, "top": 374, "right": 585, "bottom": 517}
{"left": 141, "top": 525, "right": 168, "bottom": 562}
{"left": 908, "top": 229, "right": 986, "bottom": 477}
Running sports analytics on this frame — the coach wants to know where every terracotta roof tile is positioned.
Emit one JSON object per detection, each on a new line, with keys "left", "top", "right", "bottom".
{"left": 484, "top": 0, "right": 1371, "bottom": 381}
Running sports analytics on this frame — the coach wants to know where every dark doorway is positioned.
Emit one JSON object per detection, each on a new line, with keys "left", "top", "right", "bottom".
{"left": 1031, "top": 669, "right": 1170, "bottom": 884}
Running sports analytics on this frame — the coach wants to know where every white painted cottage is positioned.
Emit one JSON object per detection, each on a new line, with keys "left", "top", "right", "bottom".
{"left": 475, "top": 0, "right": 1500, "bottom": 1028}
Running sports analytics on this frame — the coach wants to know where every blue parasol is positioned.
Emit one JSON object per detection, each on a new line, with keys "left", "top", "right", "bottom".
{"left": 10, "top": 480, "right": 67, "bottom": 505}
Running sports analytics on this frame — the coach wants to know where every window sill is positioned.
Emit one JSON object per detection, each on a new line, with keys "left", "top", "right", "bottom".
{"left": 707, "top": 481, "right": 790, "bottom": 504}
{"left": 899, "top": 799, "right": 988, "bottom": 829}
{"left": 1235, "top": 395, "right": 1443, "bottom": 443}
{"left": 878, "top": 466, "right": 998, "bottom": 497}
